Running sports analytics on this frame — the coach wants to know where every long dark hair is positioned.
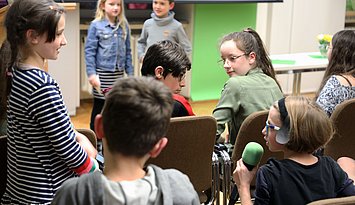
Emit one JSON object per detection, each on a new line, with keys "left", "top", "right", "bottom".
{"left": 315, "top": 30, "right": 355, "bottom": 99}
{"left": 0, "top": 0, "right": 64, "bottom": 120}
{"left": 220, "top": 28, "right": 282, "bottom": 91}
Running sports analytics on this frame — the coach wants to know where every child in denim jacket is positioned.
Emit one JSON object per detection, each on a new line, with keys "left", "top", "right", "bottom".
{"left": 85, "top": 0, "right": 133, "bottom": 153}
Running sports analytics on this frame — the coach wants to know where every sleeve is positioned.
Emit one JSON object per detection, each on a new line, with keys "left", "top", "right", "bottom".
{"left": 85, "top": 23, "right": 98, "bottom": 77}
{"left": 337, "top": 178, "right": 355, "bottom": 197}
{"left": 28, "top": 83, "right": 97, "bottom": 175}
{"left": 137, "top": 21, "right": 148, "bottom": 61}
{"left": 176, "top": 23, "right": 192, "bottom": 55}
{"left": 253, "top": 167, "right": 271, "bottom": 205}
{"left": 212, "top": 79, "right": 242, "bottom": 137}
{"left": 52, "top": 173, "right": 104, "bottom": 205}
{"left": 316, "top": 77, "right": 338, "bottom": 116}
{"left": 124, "top": 24, "right": 134, "bottom": 76}
{"left": 331, "top": 159, "right": 355, "bottom": 197}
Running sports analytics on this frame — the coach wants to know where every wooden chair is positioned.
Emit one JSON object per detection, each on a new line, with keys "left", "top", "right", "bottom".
{"left": 147, "top": 116, "right": 217, "bottom": 204}
{"left": 0, "top": 135, "right": 7, "bottom": 198}
{"left": 324, "top": 98, "right": 355, "bottom": 160}
{"left": 76, "top": 128, "right": 97, "bottom": 149}
{"left": 307, "top": 196, "right": 355, "bottom": 205}
{"left": 231, "top": 110, "right": 284, "bottom": 174}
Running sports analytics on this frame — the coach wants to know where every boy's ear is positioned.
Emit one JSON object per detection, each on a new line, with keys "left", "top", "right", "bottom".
{"left": 154, "top": 66, "right": 164, "bottom": 79}
{"left": 94, "top": 114, "right": 105, "bottom": 140}
{"left": 169, "top": 2, "right": 175, "bottom": 10}
{"left": 149, "top": 137, "right": 168, "bottom": 158}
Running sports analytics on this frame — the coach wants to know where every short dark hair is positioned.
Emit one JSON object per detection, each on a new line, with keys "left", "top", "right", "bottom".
{"left": 141, "top": 40, "right": 191, "bottom": 79}
{"left": 101, "top": 77, "right": 174, "bottom": 157}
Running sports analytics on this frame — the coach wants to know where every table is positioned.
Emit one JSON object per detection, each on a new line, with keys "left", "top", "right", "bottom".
{"left": 271, "top": 52, "right": 329, "bottom": 95}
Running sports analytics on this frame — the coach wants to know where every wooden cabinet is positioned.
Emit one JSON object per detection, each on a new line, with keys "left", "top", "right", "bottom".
{"left": 0, "top": 6, "right": 8, "bottom": 46}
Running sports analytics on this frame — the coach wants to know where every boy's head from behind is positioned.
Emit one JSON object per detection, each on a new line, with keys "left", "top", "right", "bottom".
{"left": 97, "top": 77, "right": 173, "bottom": 157}
{"left": 141, "top": 40, "right": 191, "bottom": 94}
{"left": 152, "top": 0, "right": 174, "bottom": 18}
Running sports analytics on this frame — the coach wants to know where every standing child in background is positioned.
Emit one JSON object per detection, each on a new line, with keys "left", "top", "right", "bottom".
{"left": 141, "top": 40, "right": 194, "bottom": 117}
{"left": 85, "top": 0, "right": 133, "bottom": 153}
{"left": 316, "top": 29, "right": 355, "bottom": 116}
{"left": 137, "top": 0, "right": 192, "bottom": 62}
{"left": 0, "top": 0, "right": 99, "bottom": 204}
{"left": 213, "top": 28, "right": 283, "bottom": 144}
{"left": 52, "top": 77, "right": 200, "bottom": 205}
{"left": 233, "top": 96, "right": 355, "bottom": 205}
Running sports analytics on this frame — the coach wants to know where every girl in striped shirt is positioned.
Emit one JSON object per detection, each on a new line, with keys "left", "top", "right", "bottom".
{"left": 0, "top": 0, "right": 99, "bottom": 204}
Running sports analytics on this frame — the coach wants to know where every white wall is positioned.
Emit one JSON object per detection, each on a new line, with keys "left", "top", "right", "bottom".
{"left": 257, "top": 0, "right": 346, "bottom": 94}
{"left": 48, "top": 4, "right": 80, "bottom": 116}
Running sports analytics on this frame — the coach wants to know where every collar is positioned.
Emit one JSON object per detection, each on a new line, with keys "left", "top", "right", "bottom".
{"left": 151, "top": 11, "right": 175, "bottom": 26}
{"left": 245, "top": 67, "right": 263, "bottom": 76}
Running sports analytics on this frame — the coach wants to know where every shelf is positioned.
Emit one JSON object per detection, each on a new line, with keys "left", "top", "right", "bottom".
{"left": 58, "top": 3, "right": 77, "bottom": 11}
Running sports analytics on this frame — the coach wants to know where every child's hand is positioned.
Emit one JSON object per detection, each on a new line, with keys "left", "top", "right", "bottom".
{"left": 88, "top": 74, "right": 100, "bottom": 87}
{"left": 88, "top": 74, "right": 101, "bottom": 93}
{"left": 233, "top": 159, "right": 257, "bottom": 189}
{"left": 75, "top": 131, "right": 98, "bottom": 159}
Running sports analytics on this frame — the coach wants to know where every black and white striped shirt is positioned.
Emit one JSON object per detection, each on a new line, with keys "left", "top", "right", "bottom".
{"left": 2, "top": 68, "right": 88, "bottom": 204}
{"left": 92, "top": 68, "right": 124, "bottom": 100}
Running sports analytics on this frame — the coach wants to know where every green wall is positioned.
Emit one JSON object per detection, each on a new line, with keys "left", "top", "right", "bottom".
{"left": 191, "top": 3, "right": 257, "bottom": 101}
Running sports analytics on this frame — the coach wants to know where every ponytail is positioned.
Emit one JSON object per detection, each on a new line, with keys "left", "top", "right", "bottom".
{"left": 0, "top": 40, "right": 14, "bottom": 120}
{"left": 243, "top": 28, "right": 282, "bottom": 91}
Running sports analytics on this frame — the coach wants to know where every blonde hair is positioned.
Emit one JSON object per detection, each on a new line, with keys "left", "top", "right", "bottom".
{"left": 274, "top": 96, "right": 333, "bottom": 153}
{"left": 94, "top": 0, "right": 129, "bottom": 40}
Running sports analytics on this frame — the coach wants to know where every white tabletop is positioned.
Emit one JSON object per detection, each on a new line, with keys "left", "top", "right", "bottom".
{"left": 270, "top": 52, "right": 328, "bottom": 74}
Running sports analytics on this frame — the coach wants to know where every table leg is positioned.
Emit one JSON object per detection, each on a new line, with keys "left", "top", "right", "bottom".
{"left": 292, "top": 73, "right": 302, "bottom": 96}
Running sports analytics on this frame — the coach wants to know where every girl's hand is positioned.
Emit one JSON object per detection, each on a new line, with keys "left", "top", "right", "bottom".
{"left": 233, "top": 159, "right": 257, "bottom": 188}
{"left": 88, "top": 74, "right": 100, "bottom": 88}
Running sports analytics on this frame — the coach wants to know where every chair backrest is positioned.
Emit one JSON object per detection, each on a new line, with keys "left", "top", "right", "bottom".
{"left": 307, "top": 196, "right": 355, "bottom": 205}
{"left": 76, "top": 128, "right": 97, "bottom": 149}
{"left": 231, "top": 110, "right": 284, "bottom": 185}
{"left": 147, "top": 116, "right": 217, "bottom": 202}
{"left": 0, "top": 135, "right": 7, "bottom": 198}
{"left": 324, "top": 98, "right": 355, "bottom": 160}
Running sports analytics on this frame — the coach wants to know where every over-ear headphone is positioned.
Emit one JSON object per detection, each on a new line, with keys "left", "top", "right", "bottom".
{"left": 276, "top": 97, "right": 290, "bottom": 144}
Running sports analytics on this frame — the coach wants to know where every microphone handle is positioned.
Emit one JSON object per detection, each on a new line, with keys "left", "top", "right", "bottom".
{"left": 243, "top": 161, "right": 255, "bottom": 171}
